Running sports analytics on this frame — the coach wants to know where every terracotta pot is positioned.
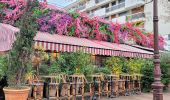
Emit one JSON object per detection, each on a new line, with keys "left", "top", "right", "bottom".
{"left": 3, "top": 87, "right": 30, "bottom": 100}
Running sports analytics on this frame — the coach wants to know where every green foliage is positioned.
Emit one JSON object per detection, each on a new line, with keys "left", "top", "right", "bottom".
{"left": 33, "top": 8, "right": 49, "bottom": 18}
{"left": 68, "top": 26, "right": 75, "bottom": 36}
{"left": 0, "top": 4, "right": 5, "bottom": 22}
{"left": 7, "top": 1, "right": 38, "bottom": 86}
{"left": 105, "top": 57, "right": 124, "bottom": 74}
{"left": 94, "top": 67, "right": 111, "bottom": 75}
{"left": 69, "top": 11, "right": 80, "bottom": 19}
{"left": 48, "top": 51, "right": 94, "bottom": 76}
{"left": 141, "top": 52, "right": 170, "bottom": 92}
{"left": 48, "top": 61, "right": 61, "bottom": 74}
{"left": 141, "top": 59, "right": 154, "bottom": 92}
{"left": 160, "top": 52, "right": 170, "bottom": 87}
{"left": 0, "top": 55, "right": 7, "bottom": 79}
{"left": 39, "top": 63, "right": 50, "bottom": 75}
{"left": 126, "top": 58, "right": 145, "bottom": 74}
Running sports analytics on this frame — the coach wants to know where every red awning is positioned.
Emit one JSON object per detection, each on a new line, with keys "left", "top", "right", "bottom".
{"left": 0, "top": 23, "right": 153, "bottom": 58}
{"left": 34, "top": 32, "right": 153, "bottom": 58}
{"left": 0, "top": 23, "right": 19, "bottom": 51}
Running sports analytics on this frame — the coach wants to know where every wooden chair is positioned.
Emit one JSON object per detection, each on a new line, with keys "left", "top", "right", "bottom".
{"left": 90, "top": 74, "right": 104, "bottom": 99}
{"left": 118, "top": 79, "right": 125, "bottom": 96}
{"left": 120, "top": 74, "right": 131, "bottom": 96}
{"left": 68, "top": 74, "right": 87, "bottom": 100}
{"left": 30, "top": 75, "right": 44, "bottom": 100}
{"left": 133, "top": 74, "right": 142, "bottom": 95}
{"left": 106, "top": 74, "right": 119, "bottom": 97}
{"left": 130, "top": 75, "right": 135, "bottom": 95}
{"left": 41, "top": 74, "right": 67, "bottom": 100}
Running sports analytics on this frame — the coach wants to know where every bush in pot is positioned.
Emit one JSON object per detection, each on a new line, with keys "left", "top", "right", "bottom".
{"left": 2, "top": 1, "right": 39, "bottom": 100}
{"left": 104, "top": 57, "right": 124, "bottom": 75}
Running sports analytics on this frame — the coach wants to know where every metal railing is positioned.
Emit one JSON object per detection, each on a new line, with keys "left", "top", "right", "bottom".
{"left": 95, "top": 0, "right": 105, "bottom": 4}
{"left": 89, "top": 13, "right": 94, "bottom": 17}
{"left": 127, "top": 12, "right": 145, "bottom": 20}
{"left": 106, "top": 2, "right": 125, "bottom": 13}
{"left": 76, "top": 5, "right": 86, "bottom": 10}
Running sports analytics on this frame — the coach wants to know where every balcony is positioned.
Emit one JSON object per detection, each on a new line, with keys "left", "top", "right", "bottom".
{"left": 89, "top": 13, "right": 94, "bottom": 17}
{"left": 85, "top": 0, "right": 111, "bottom": 10}
{"left": 125, "top": 0, "right": 145, "bottom": 9}
{"left": 126, "top": 12, "right": 145, "bottom": 21}
{"left": 112, "top": 12, "right": 145, "bottom": 24}
{"left": 76, "top": 5, "right": 86, "bottom": 11}
{"left": 95, "top": 0, "right": 105, "bottom": 3}
{"left": 112, "top": 16, "right": 126, "bottom": 24}
{"left": 94, "top": 8, "right": 106, "bottom": 17}
{"left": 106, "top": 2, "right": 125, "bottom": 13}
{"left": 86, "top": 0, "right": 96, "bottom": 9}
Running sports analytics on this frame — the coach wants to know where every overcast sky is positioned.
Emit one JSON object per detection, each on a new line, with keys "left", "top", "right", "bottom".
{"left": 47, "top": 0, "right": 76, "bottom": 8}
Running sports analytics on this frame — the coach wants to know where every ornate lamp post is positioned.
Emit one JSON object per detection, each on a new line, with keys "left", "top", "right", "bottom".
{"left": 152, "top": 0, "right": 164, "bottom": 100}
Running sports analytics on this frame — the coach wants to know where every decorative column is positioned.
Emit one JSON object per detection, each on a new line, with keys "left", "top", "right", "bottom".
{"left": 152, "top": 0, "right": 164, "bottom": 100}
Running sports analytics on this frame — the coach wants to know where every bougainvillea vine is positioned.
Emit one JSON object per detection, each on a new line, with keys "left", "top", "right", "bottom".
{"left": 0, "top": 0, "right": 165, "bottom": 49}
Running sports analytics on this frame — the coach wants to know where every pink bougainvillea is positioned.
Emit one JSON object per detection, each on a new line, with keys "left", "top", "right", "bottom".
{"left": 0, "top": 0, "right": 165, "bottom": 49}
{"left": 0, "top": 0, "right": 26, "bottom": 24}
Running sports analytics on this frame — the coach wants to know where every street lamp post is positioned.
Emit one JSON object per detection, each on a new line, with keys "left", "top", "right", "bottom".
{"left": 152, "top": 0, "right": 164, "bottom": 100}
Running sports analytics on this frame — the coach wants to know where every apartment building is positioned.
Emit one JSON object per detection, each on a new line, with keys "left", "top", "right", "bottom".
{"left": 65, "top": 0, "right": 170, "bottom": 50}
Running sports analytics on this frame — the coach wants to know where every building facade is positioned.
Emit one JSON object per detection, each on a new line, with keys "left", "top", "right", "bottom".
{"left": 65, "top": 0, "right": 170, "bottom": 50}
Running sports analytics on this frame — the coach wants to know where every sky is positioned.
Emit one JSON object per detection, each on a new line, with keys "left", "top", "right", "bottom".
{"left": 47, "top": 0, "right": 76, "bottom": 8}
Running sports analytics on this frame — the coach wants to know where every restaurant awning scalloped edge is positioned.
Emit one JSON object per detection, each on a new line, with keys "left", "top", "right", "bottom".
{"left": 34, "top": 32, "right": 153, "bottom": 58}
{"left": 0, "top": 23, "right": 153, "bottom": 58}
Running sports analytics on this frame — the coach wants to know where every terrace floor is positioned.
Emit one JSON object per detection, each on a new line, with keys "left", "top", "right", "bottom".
{"left": 101, "top": 93, "right": 170, "bottom": 100}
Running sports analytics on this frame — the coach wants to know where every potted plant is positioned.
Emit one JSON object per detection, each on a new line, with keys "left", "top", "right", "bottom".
{"left": 3, "top": 1, "right": 39, "bottom": 100}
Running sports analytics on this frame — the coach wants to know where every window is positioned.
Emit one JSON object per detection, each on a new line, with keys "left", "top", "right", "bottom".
{"left": 105, "top": 17, "right": 109, "bottom": 20}
{"left": 112, "top": 1, "right": 116, "bottom": 6}
{"left": 101, "top": 4, "right": 109, "bottom": 8}
{"left": 118, "top": 11, "right": 128, "bottom": 16}
{"left": 168, "top": 34, "right": 170, "bottom": 40}
{"left": 118, "top": 0, "right": 125, "bottom": 3}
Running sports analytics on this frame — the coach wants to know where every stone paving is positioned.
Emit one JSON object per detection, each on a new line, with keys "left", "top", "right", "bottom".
{"left": 101, "top": 93, "right": 170, "bottom": 100}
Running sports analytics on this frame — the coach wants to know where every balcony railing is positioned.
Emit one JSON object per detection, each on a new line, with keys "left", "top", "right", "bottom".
{"left": 95, "top": 0, "right": 105, "bottom": 4}
{"left": 112, "top": 16, "right": 126, "bottom": 24}
{"left": 94, "top": 8, "right": 106, "bottom": 16}
{"left": 86, "top": 0, "right": 95, "bottom": 9}
{"left": 126, "top": 12, "right": 145, "bottom": 20}
{"left": 125, "top": 0, "right": 145, "bottom": 8}
{"left": 76, "top": 5, "right": 86, "bottom": 10}
{"left": 112, "top": 12, "right": 145, "bottom": 23}
{"left": 89, "top": 13, "right": 94, "bottom": 17}
{"left": 106, "top": 2, "right": 125, "bottom": 13}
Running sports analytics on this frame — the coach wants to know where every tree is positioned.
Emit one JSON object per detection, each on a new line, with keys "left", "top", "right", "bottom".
{"left": 7, "top": 0, "right": 38, "bottom": 87}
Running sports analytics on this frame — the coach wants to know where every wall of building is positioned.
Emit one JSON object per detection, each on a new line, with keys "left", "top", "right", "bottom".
{"left": 144, "top": 0, "right": 170, "bottom": 35}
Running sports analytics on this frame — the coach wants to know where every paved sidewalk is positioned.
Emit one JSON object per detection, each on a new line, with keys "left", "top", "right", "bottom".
{"left": 101, "top": 93, "right": 170, "bottom": 100}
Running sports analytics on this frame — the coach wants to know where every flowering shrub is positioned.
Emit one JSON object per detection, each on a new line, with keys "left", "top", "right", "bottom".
{"left": 0, "top": 0, "right": 165, "bottom": 49}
